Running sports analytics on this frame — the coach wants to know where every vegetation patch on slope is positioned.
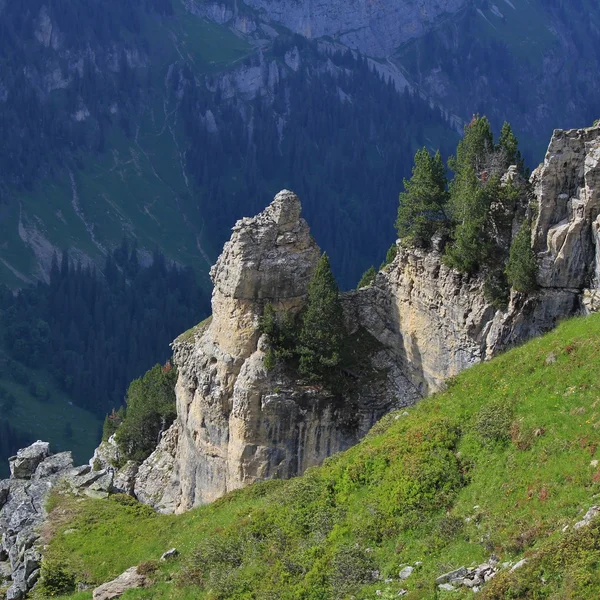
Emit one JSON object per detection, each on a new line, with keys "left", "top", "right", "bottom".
{"left": 42, "top": 313, "right": 600, "bottom": 599}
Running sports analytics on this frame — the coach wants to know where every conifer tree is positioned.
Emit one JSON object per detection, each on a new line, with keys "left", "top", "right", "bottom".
{"left": 115, "top": 363, "right": 177, "bottom": 462}
{"left": 497, "top": 122, "right": 524, "bottom": 173}
{"left": 357, "top": 266, "right": 377, "bottom": 289}
{"left": 444, "top": 116, "right": 498, "bottom": 273}
{"left": 506, "top": 218, "right": 538, "bottom": 293}
{"left": 298, "top": 254, "right": 346, "bottom": 382}
{"left": 396, "top": 148, "right": 448, "bottom": 247}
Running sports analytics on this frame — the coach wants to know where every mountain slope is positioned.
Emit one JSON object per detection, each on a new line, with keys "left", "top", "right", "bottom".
{"left": 40, "top": 313, "right": 600, "bottom": 599}
{"left": 0, "top": 0, "right": 460, "bottom": 291}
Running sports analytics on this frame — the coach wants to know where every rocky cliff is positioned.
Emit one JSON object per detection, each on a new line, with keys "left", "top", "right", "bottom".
{"left": 351, "top": 126, "right": 600, "bottom": 394}
{"left": 131, "top": 126, "right": 600, "bottom": 514}
{"left": 0, "top": 442, "right": 116, "bottom": 599}
{"left": 132, "top": 190, "right": 418, "bottom": 513}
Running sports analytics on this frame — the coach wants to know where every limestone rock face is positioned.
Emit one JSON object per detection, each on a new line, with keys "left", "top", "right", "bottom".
{"left": 8, "top": 441, "right": 49, "bottom": 479}
{"left": 532, "top": 127, "right": 600, "bottom": 289}
{"left": 133, "top": 127, "right": 600, "bottom": 515}
{"left": 134, "top": 191, "right": 417, "bottom": 513}
{"left": 0, "top": 443, "right": 125, "bottom": 598}
{"left": 1, "top": 445, "right": 74, "bottom": 599}
{"left": 348, "top": 126, "right": 600, "bottom": 395}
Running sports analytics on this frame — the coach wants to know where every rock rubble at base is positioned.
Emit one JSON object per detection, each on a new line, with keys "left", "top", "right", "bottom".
{"left": 0, "top": 441, "right": 115, "bottom": 599}
{"left": 435, "top": 558, "right": 500, "bottom": 593}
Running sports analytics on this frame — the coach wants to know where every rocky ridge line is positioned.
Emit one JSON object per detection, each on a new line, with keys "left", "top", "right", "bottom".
{"left": 129, "top": 126, "right": 600, "bottom": 514}
{"left": 0, "top": 442, "right": 117, "bottom": 599}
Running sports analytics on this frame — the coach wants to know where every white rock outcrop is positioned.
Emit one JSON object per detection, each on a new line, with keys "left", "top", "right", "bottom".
{"left": 134, "top": 190, "right": 418, "bottom": 513}
{"left": 133, "top": 126, "right": 600, "bottom": 514}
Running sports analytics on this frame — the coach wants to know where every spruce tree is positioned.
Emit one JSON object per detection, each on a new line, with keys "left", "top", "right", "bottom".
{"left": 497, "top": 122, "right": 524, "bottom": 173}
{"left": 298, "top": 254, "right": 346, "bottom": 382}
{"left": 115, "top": 363, "right": 177, "bottom": 462}
{"left": 357, "top": 266, "right": 377, "bottom": 289}
{"left": 506, "top": 219, "right": 538, "bottom": 293}
{"left": 396, "top": 148, "right": 448, "bottom": 247}
{"left": 444, "top": 116, "right": 498, "bottom": 273}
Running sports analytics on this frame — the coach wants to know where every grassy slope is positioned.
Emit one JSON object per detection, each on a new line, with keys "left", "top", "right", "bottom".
{"left": 42, "top": 313, "right": 600, "bottom": 599}
{"left": 1, "top": 0, "right": 251, "bottom": 290}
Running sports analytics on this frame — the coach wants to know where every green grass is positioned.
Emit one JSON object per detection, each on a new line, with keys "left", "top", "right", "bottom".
{"left": 41, "top": 314, "right": 600, "bottom": 599}
{"left": 175, "top": 315, "right": 213, "bottom": 344}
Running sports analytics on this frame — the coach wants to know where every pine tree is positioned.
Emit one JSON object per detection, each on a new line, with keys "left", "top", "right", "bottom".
{"left": 357, "top": 266, "right": 377, "bottom": 289}
{"left": 506, "top": 219, "right": 538, "bottom": 293}
{"left": 497, "top": 122, "right": 524, "bottom": 174}
{"left": 396, "top": 148, "right": 448, "bottom": 247}
{"left": 298, "top": 254, "right": 346, "bottom": 382}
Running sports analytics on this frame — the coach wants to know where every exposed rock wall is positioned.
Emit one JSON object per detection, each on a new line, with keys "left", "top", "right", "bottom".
{"left": 134, "top": 126, "right": 600, "bottom": 514}
{"left": 134, "top": 191, "right": 418, "bottom": 513}
{"left": 351, "top": 126, "right": 600, "bottom": 394}
{"left": 0, "top": 442, "right": 117, "bottom": 599}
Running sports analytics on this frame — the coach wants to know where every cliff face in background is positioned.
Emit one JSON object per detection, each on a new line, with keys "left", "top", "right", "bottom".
{"left": 131, "top": 126, "right": 600, "bottom": 513}
{"left": 239, "top": 0, "right": 466, "bottom": 57}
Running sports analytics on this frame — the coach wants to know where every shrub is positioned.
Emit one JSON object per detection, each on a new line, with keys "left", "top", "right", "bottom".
{"left": 137, "top": 560, "right": 158, "bottom": 576}
{"left": 37, "top": 560, "right": 76, "bottom": 597}
{"left": 474, "top": 399, "right": 514, "bottom": 446}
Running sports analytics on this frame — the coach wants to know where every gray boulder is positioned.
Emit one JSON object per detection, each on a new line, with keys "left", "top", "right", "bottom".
{"left": 92, "top": 566, "right": 147, "bottom": 600}
{"left": 9, "top": 442, "right": 49, "bottom": 479}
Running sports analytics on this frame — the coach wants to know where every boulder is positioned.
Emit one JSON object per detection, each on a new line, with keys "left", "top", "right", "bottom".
{"left": 92, "top": 566, "right": 147, "bottom": 600}
{"left": 9, "top": 441, "right": 49, "bottom": 479}
{"left": 113, "top": 461, "right": 139, "bottom": 495}
{"left": 35, "top": 452, "right": 73, "bottom": 479}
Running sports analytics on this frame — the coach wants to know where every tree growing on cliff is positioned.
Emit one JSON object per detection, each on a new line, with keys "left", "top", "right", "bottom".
{"left": 115, "top": 363, "right": 177, "bottom": 462}
{"left": 396, "top": 148, "right": 449, "bottom": 247}
{"left": 298, "top": 254, "right": 346, "bottom": 382}
{"left": 506, "top": 218, "right": 538, "bottom": 293}
{"left": 443, "top": 116, "right": 524, "bottom": 276}
{"left": 357, "top": 266, "right": 377, "bottom": 289}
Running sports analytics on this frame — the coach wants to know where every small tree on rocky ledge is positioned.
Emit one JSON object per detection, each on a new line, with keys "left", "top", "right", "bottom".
{"left": 114, "top": 363, "right": 177, "bottom": 462}
{"left": 506, "top": 218, "right": 538, "bottom": 293}
{"left": 298, "top": 253, "right": 346, "bottom": 382}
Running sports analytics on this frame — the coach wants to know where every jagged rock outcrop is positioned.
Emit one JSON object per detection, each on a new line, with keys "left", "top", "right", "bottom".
{"left": 0, "top": 443, "right": 117, "bottom": 598}
{"left": 350, "top": 126, "right": 600, "bottom": 394}
{"left": 134, "top": 190, "right": 418, "bottom": 513}
{"left": 131, "top": 126, "right": 600, "bottom": 515}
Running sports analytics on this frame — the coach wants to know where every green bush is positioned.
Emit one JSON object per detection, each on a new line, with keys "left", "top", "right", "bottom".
{"left": 474, "top": 398, "right": 514, "bottom": 446}
{"left": 36, "top": 560, "right": 76, "bottom": 597}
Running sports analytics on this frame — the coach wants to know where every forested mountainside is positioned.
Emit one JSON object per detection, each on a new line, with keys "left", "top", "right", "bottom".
{"left": 0, "top": 246, "right": 208, "bottom": 477}
{"left": 0, "top": 0, "right": 457, "bottom": 291}
{"left": 4, "top": 0, "right": 600, "bottom": 292}
{"left": 394, "top": 0, "right": 600, "bottom": 161}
